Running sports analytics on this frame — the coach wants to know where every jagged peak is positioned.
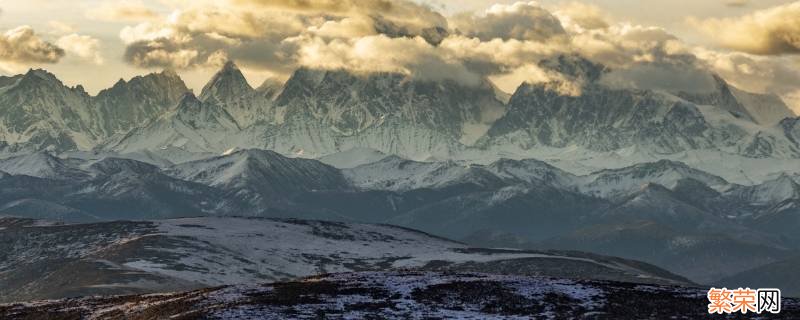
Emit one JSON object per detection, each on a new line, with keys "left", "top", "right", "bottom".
{"left": 100, "top": 71, "right": 187, "bottom": 98}
{"left": 282, "top": 67, "right": 499, "bottom": 98}
{"left": 200, "top": 60, "right": 253, "bottom": 102}
{"left": 17, "top": 68, "right": 64, "bottom": 88}
{"left": 24, "top": 68, "right": 58, "bottom": 80}
{"left": 221, "top": 60, "right": 239, "bottom": 71}
{"left": 160, "top": 68, "right": 180, "bottom": 78}
{"left": 537, "top": 54, "right": 608, "bottom": 83}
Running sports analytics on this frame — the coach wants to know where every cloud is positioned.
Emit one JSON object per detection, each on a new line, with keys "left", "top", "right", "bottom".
{"left": 232, "top": 0, "right": 448, "bottom": 30}
{"left": 691, "top": 2, "right": 800, "bottom": 55}
{"left": 86, "top": 1, "right": 160, "bottom": 22}
{"left": 552, "top": 2, "right": 611, "bottom": 32}
{"left": 294, "top": 34, "right": 481, "bottom": 86}
{"left": 116, "top": 0, "right": 452, "bottom": 74}
{"left": 450, "top": 1, "right": 568, "bottom": 42}
{"left": 106, "top": 0, "right": 800, "bottom": 104}
{"left": 0, "top": 26, "right": 64, "bottom": 64}
{"left": 694, "top": 48, "right": 800, "bottom": 109}
{"left": 57, "top": 34, "right": 104, "bottom": 64}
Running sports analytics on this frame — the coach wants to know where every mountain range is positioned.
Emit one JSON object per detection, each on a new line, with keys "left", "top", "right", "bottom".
{"left": 1, "top": 54, "right": 799, "bottom": 302}
{"left": 0, "top": 148, "right": 798, "bottom": 288}
{"left": 1, "top": 56, "right": 797, "bottom": 179}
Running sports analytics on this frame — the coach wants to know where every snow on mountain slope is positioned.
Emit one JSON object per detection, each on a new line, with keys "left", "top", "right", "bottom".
{"left": 256, "top": 67, "right": 505, "bottom": 159}
{"left": 726, "top": 174, "right": 800, "bottom": 207}
{"left": 485, "top": 158, "right": 579, "bottom": 189}
{"left": 275, "top": 68, "right": 505, "bottom": 143}
{"left": 167, "top": 149, "right": 349, "bottom": 193}
{"left": 0, "top": 152, "right": 88, "bottom": 180}
{"left": 479, "top": 56, "right": 800, "bottom": 161}
{"left": 344, "top": 156, "right": 505, "bottom": 192}
{"left": 93, "top": 70, "right": 189, "bottom": 136}
{"left": 200, "top": 61, "right": 254, "bottom": 104}
{"left": 0, "top": 217, "right": 693, "bottom": 302}
{"left": 106, "top": 93, "right": 242, "bottom": 154}
{"left": 730, "top": 86, "right": 797, "bottom": 125}
{"left": 676, "top": 74, "right": 758, "bottom": 124}
{"left": 578, "top": 160, "right": 730, "bottom": 198}
{"left": 0, "top": 69, "right": 189, "bottom": 155}
{"left": 317, "top": 147, "right": 388, "bottom": 168}
{"left": 0, "top": 70, "right": 100, "bottom": 152}
{"left": 199, "top": 61, "right": 277, "bottom": 128}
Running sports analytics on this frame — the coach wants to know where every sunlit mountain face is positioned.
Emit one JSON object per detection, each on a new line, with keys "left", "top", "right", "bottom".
{"left": 1, "top": 0, "right": 800, "bottom": 318}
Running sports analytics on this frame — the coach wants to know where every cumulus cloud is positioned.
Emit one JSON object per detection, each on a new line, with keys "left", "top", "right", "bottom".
{"left": 552, "top": 2, "right": 610, "bottom": 32}
{"left": 692, "top": 2, "right": 800, "bottom": 55}
{"left": 232, "top": 0, "right": 448, "bottom": 36}
{"left": 86, "top": 1, "right": 160, "bottom": 22}
{"left": 450, "top": 1, "right": 568, "bottom": 42}
{"left": 0, "top": 26, "right": 64, "bottom": 64}
{"left": 295, "top": 34, "right": 481, "bottom": 85}
{"left": 695, "top": 48, "right": 800, "bottom": 110}
{"left": 57, "top": 34, "right": 104, "bottom": 64}
{"left": 116, "top": 0, "right": 453, "bottom": 78}
{"left": 103, "top": 0, "right": 800, "bottom": 107}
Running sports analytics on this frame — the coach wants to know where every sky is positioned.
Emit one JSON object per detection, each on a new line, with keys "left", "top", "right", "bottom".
{"left": 1, "top": 0, "right": 799, "bottom": 113}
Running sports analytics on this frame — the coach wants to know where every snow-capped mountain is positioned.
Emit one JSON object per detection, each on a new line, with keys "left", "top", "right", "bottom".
{"left": 0, "top": 151, "right": 798, "bottom": 284}
{"left": 166, "top": 149, "right": 350, "bottom": 211}
{"left": 2, "top": 59, "right": 797, "bottom": 171}
{"left": 198, "top": 61, "right": 277, "bottom": 127}
{"left": 317, "top": 147, "right": 388, "bottom": 168}
{"left": 94, "top": 70, "right": 189, "bottom": 136}
{"left": 0, "top": 70, "right": 99, "bottom": 153}
{"left": 258, "top": 67, "right": 506, "bottom": 159}
{"left": 479, "top": 56, "right": 800, "bottom": 159}
{"left": 105, "top": 93, "right": 242, "bottom": 156}
{"left": 344, "top": 156, "right": 505, "bottom": 192}
{"left": 0, "top": 217, "right": 690, "bottom": 302}
{"left": 726, "top": 174, "right": 800, "bottom": 207}
{"left": 729, "top": 85, "right": 796, "bottom": 125}
{"left": 0, "top": 69, "right": 190, "bottom": 156}
{"left": 200, "top": 61, "right": 255, "bottom": 104}
{"left": 0, "top": 151, "right": 88, "bottom": 180}
{"left": 577, "top": 160, "right": 729, "bottom": 199}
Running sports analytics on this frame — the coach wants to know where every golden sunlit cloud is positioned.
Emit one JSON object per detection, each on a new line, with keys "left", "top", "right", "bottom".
{"left": 692, "top": 1, "right": 800, "bottom": 55}
{"left": 0, "top": 26, "right": 64, "bottom": 64}
{"left": 0, "top": 0, "right": 797, "bottom": 113}
{"left": 56, "top": 34, "right": 105, "bottom": 65}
